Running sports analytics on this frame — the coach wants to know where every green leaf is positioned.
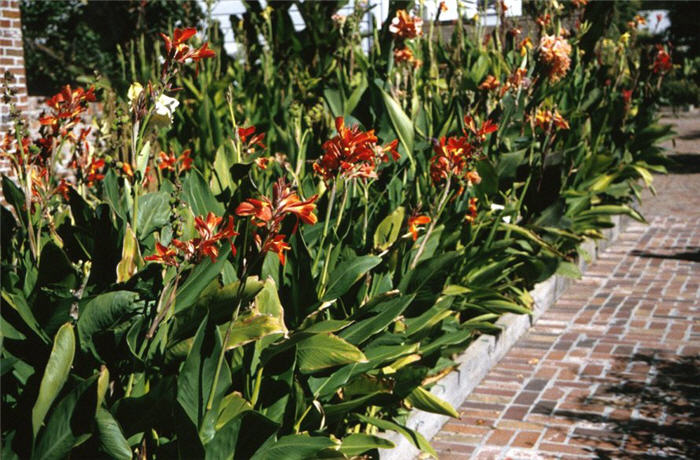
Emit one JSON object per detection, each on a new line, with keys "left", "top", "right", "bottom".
{"left": 32, "top": 323, "right": 75, "bottom": 438}
{"left": 77, "top": 291, "right": 140, "bottom": 356}
{"left": 250, "top": 434, "right": 339, "bottom": 460}
{"left": 177, "top": 315, "right": 231, "bottom": 430}
{"left": 556, "top": 260, "right": 581, "bottom": 279}
{"left": 339, "top": 295, "right": 414, "bottom": 345}
{"left": 339, "top": 433, "right": 395, "bottom": 456}
{"left": 373, "top": 206, "right": 405, "bottom": 251}
{"left": 182, "top": 170, "right": 224, "bottom": 216}
{"left": 223, "top": 310, "right": 287, "bottom": 350}
{"left": 355, "top": 414, "right": 436, "bottom": 457}
{"left": 1, "top": 290, "right": 49, "bottom": 343}
{"left": 136, "top": 192, "right": 170, "bottom": 239}
{"left": 95, "top": 408, "right": 131, "bottom": 460}
{"left": 175, "top": 245, "right": 232, "bottom": 314}
{"left": 296, "top": 333, "right": 367, "bottom": 373}
{"left": 32, "top": 377, "right": 96, "bottom": 460}
{"left": 378, "top": 85, "right": 414, "bottom": 166}
{"left": 406, "top": 386, "right": 459, "bottom": 418}
{"left": 398, "top": 252, "right": 460, "bottom": 295}
{"left": 215, "top": 392, "right": 252, "bottom": 430}
{"left": 135, "top": 141, "right": 151, "bottom": 178}
{"left": 321, "top": 255, "right": 381, "bottom": 302}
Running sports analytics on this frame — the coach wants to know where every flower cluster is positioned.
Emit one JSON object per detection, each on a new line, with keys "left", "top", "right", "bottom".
{"left": 429, "top": 116, "right": 497, "bottom": 187}
{"left": 145, "top": 212, "right": 237, "bottom": 266}
{"left": 39, "top": 85, "right": 96, "bottom": 130}
{"left": 538, "top": 34, "right": 572, "bottom": 82}
{"left": 158, "top": 149, "right": 192, "bottom": 175}
{"left": 652, "top": 45, "right": 672, "bottom": 74}
{"left": 479, "top": 75, "right": 500, "bottom": 91}
{"left": 235, "top": 179, "right": 318, "bottom": 264}
{"left": 160, "top": 27, "right": 215, "bottom": 65}
{"left": 393, "top": 47, "right": 421, "bottom": 68}
{"left": 238, "top": 126, "right": 266, "bottom": 155}
{"left": 313, "top": 117, "right": 399, "bottom": 181}
{"left": 533, "top": 108, "right": 570, "bottom": 131}
{"left": 389, "top": 10, "right": 423, "bottom": 39}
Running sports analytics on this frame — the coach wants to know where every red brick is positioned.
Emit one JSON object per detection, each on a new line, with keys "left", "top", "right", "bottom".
{"left": 485, "top": 429, "right": 515, "bottom": 446}
{"left": 511, "top": 431, "right": 540, "bottom": 448}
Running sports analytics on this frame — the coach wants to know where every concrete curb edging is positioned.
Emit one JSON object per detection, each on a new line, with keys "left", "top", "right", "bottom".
{"left": 379, "top": 214, "right": 631, "bottom": 460}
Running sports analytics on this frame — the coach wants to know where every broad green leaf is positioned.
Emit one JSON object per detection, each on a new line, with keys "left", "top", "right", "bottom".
{"left": 378, "top": 85, "right": 414, "bottom": 165}
{"left": 136, "top": 192, "right": 170, "bottom": 239}
{"left": 339, "top": 433, "right": 395, "bottom": 456}
{"left": 177, "top": 315, "right": 231, "bottom": 429}
{"left": 576, "top": 205, "right": 645, "bottom": 223}
{"left": 373, "top": 206, "right": 405, "bottom": 251}
{"left": 321, "top": 255, "right": 381, "bottom": 302}
{"left": 77, "top": 291, "right": 140, "bottom": 355}
{"left": 95, "top": 408, "right": 131, "bottom": 460}
{"left": 250, "top": 433, "right": 339, "bottom": 460}
{"left": 32, "top": 323, "right": 75, "bottom": 438}
{"left": 181, "top": 169, "right": 224, "bottom": 216}
{"left": 223, "top": 311, "right": 287, "bottom": 350}
{"left": 215, "top": 392, "right": 252, "bottom": 430}
{"left": 296, "top": 333, "right": 367, "bottom": 373}
{"left": 406, "top": 386, "right": 459, "bottom": 418}
{"left": 339, "top": 295, "right": 414, "bottom": 345}
{"left": 175, "top": 245, "right": 232, "bottom": 314}
{"left": 2, "top": 290, "right": 49, "bottom": 343}
{"left": 355, "top": 414, "right": 436, "bottom": 458}
{"left": 32, "top": 378, "right": 96, "bottom": 460}
{"left": 398, "top": 252, "right": 460, "bottom": 295}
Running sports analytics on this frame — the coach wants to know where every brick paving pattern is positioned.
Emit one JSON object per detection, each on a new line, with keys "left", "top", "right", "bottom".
{"left": 432, "top": 117, "right": 700, "bottom": 459}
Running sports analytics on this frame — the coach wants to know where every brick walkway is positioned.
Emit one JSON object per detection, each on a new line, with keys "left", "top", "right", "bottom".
{"left": 432, "top": 116, "right": 700, "bottom": 459}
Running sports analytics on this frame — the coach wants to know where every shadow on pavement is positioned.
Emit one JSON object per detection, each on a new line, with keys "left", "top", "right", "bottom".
{"left": 630, "top": 247, "right": 700, "bottom": 263}
{"left": 554, "top": 353, "right": 700, "bottom": 459}
{"left": 666, "top": 153, "right": 700, "bottom": 174}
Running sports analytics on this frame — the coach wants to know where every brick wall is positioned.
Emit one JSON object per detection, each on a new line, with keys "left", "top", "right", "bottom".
{"left": 1, "top": 0, "right": 28, "bottom": 181}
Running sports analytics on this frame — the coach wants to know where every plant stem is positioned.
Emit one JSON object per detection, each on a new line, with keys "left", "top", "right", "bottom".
{"left": 410, "top": 175, "right": 452, "bottom": 269}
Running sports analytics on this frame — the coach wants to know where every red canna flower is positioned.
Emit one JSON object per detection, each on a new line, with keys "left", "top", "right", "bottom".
{"left": 389, "top": 10, "right": 423, "bottom": 39}
{"left": 85, "top": 158, "right": 105, "bottom": 186}
{"left": 160, "top": 27, "right": 216, "bottom": 73}
{"left": 653, "top": 45, "right": 672, "bottom": 74}
{"left": 408, "top": 214, "right": 431, "bottom": 241}
{"left": 148, "top": 213, "right": 238, "bottom": 266}
{"left": 262, "top": 234, "right": 292, "bottom": 265}
{"left": 314, "top": 117, "right": 399, "bottom": 181}
{"left": 235, "top": 179, "right": 317, "bottom": 264}
{"left": 144, "top": 242, "right": 179, "bottom": 267}
{"left": 238, "top": 126, "right": 266, "bottom": 155}
{"left": 158, "top": 151, "right": 177, "bottom": 171}
{"left": 622, "top": 89, "right": 633, "bottom": 106}
{"left": 39, "top": 85, "right": 95, "bottom": 130}
{"left": 479, "top": 75, "right": 501, "bottom": 91}
{"left": 178, "top": 149, "right": 193, "bottom": 173}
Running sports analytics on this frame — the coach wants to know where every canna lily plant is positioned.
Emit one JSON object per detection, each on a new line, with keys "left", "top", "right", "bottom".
{"left": 1, "top": 2, "right": 672, "bottom": 458}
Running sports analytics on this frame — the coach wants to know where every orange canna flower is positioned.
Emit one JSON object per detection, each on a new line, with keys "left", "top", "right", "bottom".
{"left": 262, "top": 234, "right": 292, "bottom": 265}
{"left": 238, "top": 126, "right": 266, "bottom": 155}
{"left": 479, "top": 75, "right": 501, "bottom": 91}
{"left": 314, "top": 117, "right": 399, "bottom": 181}
{"left": 144, "top": 242, "right": 179, "bottom": 267}
{"left": 533, "top": 108, "right": 570, "bottom": 131}
{"left": 465, "top": 197, "right": 479, "bottom": 223}
{"left": 538, "top": 34, "right": 572, "bottom": 82}
{"left": 408, "top": 214, "right": 431, "bottom": 241}
{"left": 158, "top": 151, "right": 177, "bottom": 171}
{"left": 85, "top": 158, "right": 105, "bottom": 186}
{"left": 389, "top": 10, "right": 423, "bottom": 39}
{"left": 394, "top": 47, "right": 421, "bottom": 68}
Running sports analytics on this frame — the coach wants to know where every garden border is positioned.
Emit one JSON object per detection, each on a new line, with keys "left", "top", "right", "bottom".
{"left": 379, "top": 214, "right": 632, "bottom": 459}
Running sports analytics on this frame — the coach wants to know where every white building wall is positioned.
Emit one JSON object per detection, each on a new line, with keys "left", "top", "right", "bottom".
{"left": 198, "top": 0, "right": 521, "bottom": 56}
